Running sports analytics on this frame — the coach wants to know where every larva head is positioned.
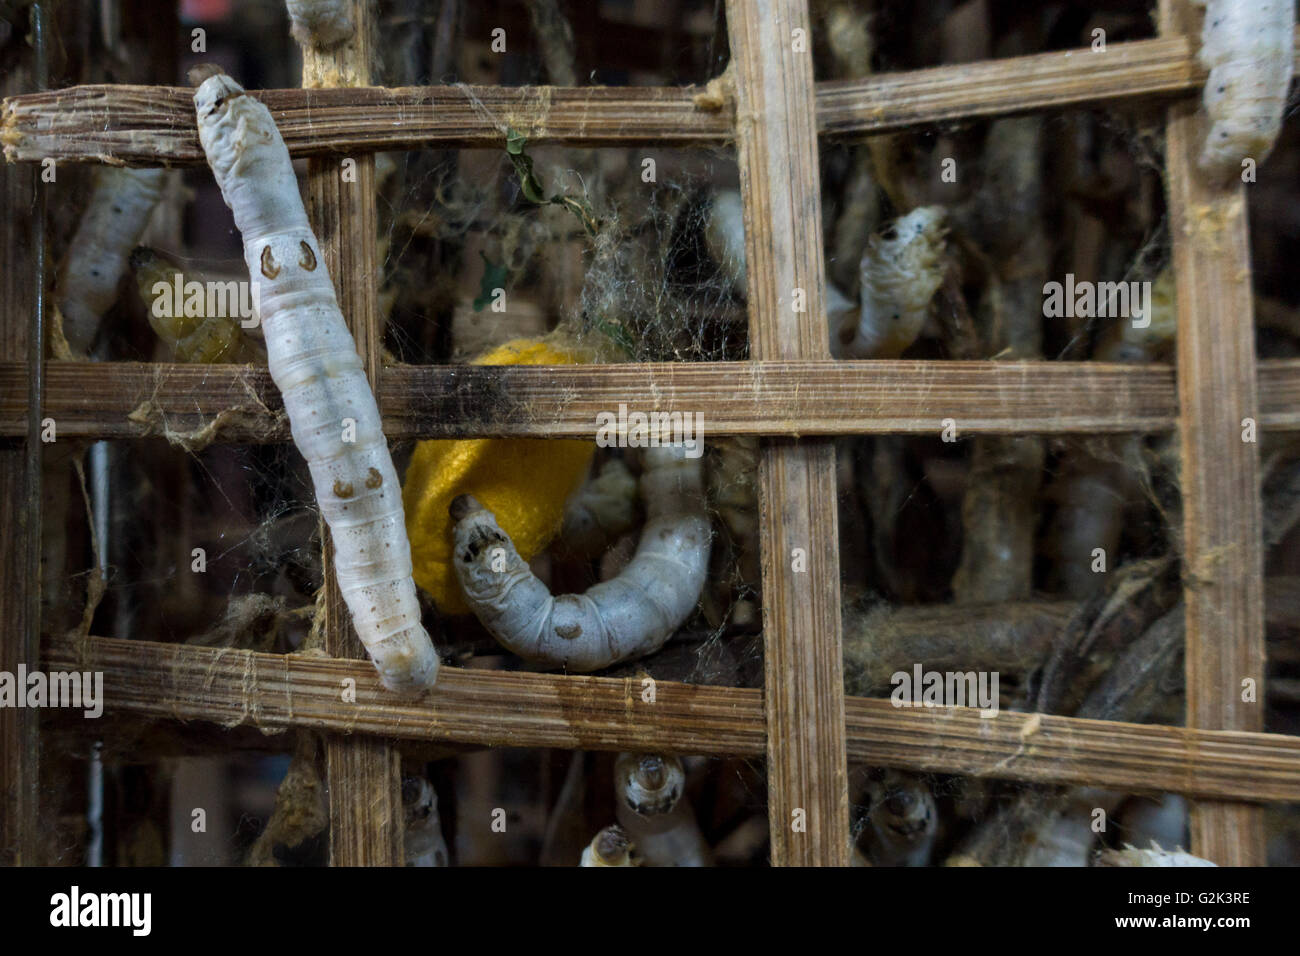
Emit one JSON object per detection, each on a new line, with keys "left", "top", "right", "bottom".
{"left": 847, "top": 206, "right": 948, "bottom": 357}
{"left": 869, "top": 770, "right": 937, "bottom": 846}
{"left": 592, "top": 825, "right": 635, "bottom": 866}
{"left": 581, "top": 825, "right": 638, "bottom": 867}
{"left": 192, "top": 69, "right": 309, "bottom": 242}
{"left": 449, "top": 496, "right": 524, "bottom": 598}
{"left": 869, "top": 206, "right": 947, "bottom": 286}
{"left": 401, "top": 776, "right": 438, "bottom": 826}
{"left": 614, "top": 752, "right": 685, "bottom": 817}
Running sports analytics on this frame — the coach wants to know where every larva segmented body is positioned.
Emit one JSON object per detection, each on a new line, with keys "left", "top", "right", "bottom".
{"left": 840, "top": 206, "right": 947, "bottom": 359}
{"left": 1197, "top": 0, "right": 1295, "bottom": 178}
{"left": 131, "top": 246, "right": 261, "bottom": 364}
{"left": 450, "top": 445, "right": 710, "bottom": 671}
{"left": 401, "top": 777, "right": 449, "bottom": 867}
{"left": 1095, "top": 846, "right": 1216, "bottom": 867}
{"left": 558, "top": 457, "right": 639, "bottom": 559}
{"left": 56, "top": 166, "right": 166, "bottom": 355}
{"left": 285, "top": 0, "right": 354, "bottom": 49}
{"left": 613, "top": 753, "right": 710, "bottom": 867}
{"left": 194, "top": 72, "right": 437, "bottom": 691}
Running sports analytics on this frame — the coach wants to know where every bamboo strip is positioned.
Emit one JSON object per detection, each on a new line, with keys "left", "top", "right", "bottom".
{"left": 42, "top": 634, "right": 1300, "bottom": 803}
{"left": 13, "top": 358, "right": 1300, "bottom": 440}
{"left": 0, "top": 17, "right": 41, "bottom": 867}
{"left": 301, "top": 2, "right": 404, "bottom": 868}
{"left": 6, "top": 28, "right": 1298, "bottom": 166}
{"left": 728, "top": 0, "right": 849, "bottom": 866}
{"left": 1161, "top": 0, "right": 1267, "bottom": 867}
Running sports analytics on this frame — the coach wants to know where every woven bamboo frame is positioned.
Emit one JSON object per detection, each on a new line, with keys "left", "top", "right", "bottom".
{"left": 2, "top": 0, "right": 1297, "bottom": 866}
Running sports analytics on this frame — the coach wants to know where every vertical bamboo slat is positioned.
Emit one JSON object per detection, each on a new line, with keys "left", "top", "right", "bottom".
{"left": 726, "top": 0, "right": 850, "bottom": 866}
{"left": 0, "top": 7, "right": 43, "bottom": 866}
{"left": 1160, "top": 0, "right": 1267, "bottom": 866}
{"left": 302, "top": 0, "right": 405, "bottom": 867}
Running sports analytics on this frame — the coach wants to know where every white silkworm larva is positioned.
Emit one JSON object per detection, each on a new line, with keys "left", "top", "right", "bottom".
{"left": 613, "top": 753, "right": 711, "bottom": 867}
{"left": 840, "top": 206, "right": 947, "bottom": 359}
{"left": 285, "top": 0, "right": 354, "bottom": 49}
{"left": 56, "top": 166, "right": 166, "bottom": 355}
{"left": 704, "top": 188, "right": 867, "bottom": 351}
{"left": 1021, "top": 789, "right": 1124, "bottom": 867}
{"left": 1197, "top": 0, "right": 1295, "bottom": 178}
{"left": 401, "top": 777, "right": 449, "bottom": 867}
{"left": 1117, "top": 794, "right": 1189, "bottom": 853}
{"left": 1093, "top": 268, "right": 1176, "bottom": 363}
{"left": 558, "top": 457, "right": 639, "bottom": 559}
{"left": 450, "top": 445, "right": 710, "bottom": 671}
{"left": 703, "top": 188, "right": 748, "bottom": 297}
{"left": 861, "top": 769, "right": 938, "bottom": 867}
{"left": 193, "top": 70, "right": 437, "bottom": 691}
{"left": 1095, "top": 845, "right": 1216, "bottom": 867}
{"left": 579, "top": 825, "right": 638, "bottom": 867}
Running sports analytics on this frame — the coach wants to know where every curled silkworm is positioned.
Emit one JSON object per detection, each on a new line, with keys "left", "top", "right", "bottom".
{"left": 193, "top": 70, "right": 437, "bottom": 691}
{"left": 450, "top": 445, "right": 710, "bottom": 671}
{"left": 558, "top": 457, "right": 639, "bottom": 559}
{"left": 285, "top": 0, "right": 354, "bottom": 49}
{"left": 1197, "top": 0, "right": 1294, "bottom": 179}
{"left": 56, "top": 166, "right": 166, "bottom": 356}
{"left": 1095, "top": 845, "right": 1216, "bottom": 867}
{"left": 401, "top": 777, "right": 449, "bottom": 867}
{"left": 839, "top": 206, "right": 948, "bottom": 358}
{"left": 613, "top": 753, "right": 710, "bottom": 867}
{"left": 858, "top": 769, "right": 938, "bottom": 867}
{"left": 579, "top": 825, "right": 638, "bottom": 867}
{"left": 131, "top": 246, "right": 261, "bottom": 363}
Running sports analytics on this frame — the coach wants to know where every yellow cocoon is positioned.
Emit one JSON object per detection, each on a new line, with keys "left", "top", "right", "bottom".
{"left": 402, "top": 339, "right": 596, "bottom": 614}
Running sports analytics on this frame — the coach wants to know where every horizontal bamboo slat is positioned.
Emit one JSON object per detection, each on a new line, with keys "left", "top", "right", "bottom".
{"left": 818, "top": 26, "right": 1300, "bottom": 136}
{"left": 2, "top": 84, "right": 730, "bottom": 164}
{"left": 5, "top": 359, "right": 1300, "bottom": 441}
{"left": 6, "top": 29, "right": 1298, "bottom": 166}
{"left": 43, "top": 634, "right": 1300, "bottom": 803}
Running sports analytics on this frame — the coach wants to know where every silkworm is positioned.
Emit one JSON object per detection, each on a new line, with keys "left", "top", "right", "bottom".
{"left": 56, "top": 166, "right": 166, "bottom": 356}
{"left": 579, "top": 825, "right": 637, "bottom": 867}
{"left": 558, "top": 457, "right": 639, "bottom": 559}
{"left": 1197, "top": 0, "right": 1294, "bottom": 179}
{"left": 703, "top": 189, "right": 748, "bottom": 298}
{"left": 193, "top": 69, "right": 437, "bottom": 691}
{"left": 838, "top": 206, "right": 947, "bottom": 359}
{"left": 131, "top": 246, "right": 261, "bottom": 363}
{"left": 859, "top": 769, "right": 938, "bottom": 867}
{"left": 613, "top": 753, "right": 710, "bottom": 867}
{"left": 1117, "top": 794, "right": 1189, "bottom": 853}
{"left": 707, "top": 187, "right": 899, "bottom": 356}
{"left": 285, "top": 0, "right": 354, "bottom": 49}
{"left": 449, "top": 445, "right": 710, "bottom": 671}
{"left": 1093, "top": 269, "right": 1176, "bottom": 363}
{"left": 1095, "top": 846, "right": 1215, "bottom": 867}
{"left": 401, "top": 777, "right": 449, "bottom": 867}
